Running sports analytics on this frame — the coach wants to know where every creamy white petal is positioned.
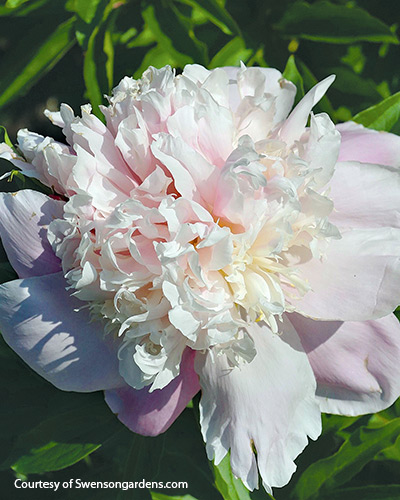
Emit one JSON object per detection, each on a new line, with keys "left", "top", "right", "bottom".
{"left": 195, "top": 321, "right": 321, "bottom": 492}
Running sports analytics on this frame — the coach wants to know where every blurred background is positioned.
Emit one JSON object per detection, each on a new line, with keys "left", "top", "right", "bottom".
{"left": 1, "top": 0, "right": 400, "bottom": 140}
{"left": 1, "top": 1, "right": 400, "bottom": 499}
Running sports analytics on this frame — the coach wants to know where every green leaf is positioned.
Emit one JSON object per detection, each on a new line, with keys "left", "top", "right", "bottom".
{"left": 276, "top": 1, "right": 399, "bottom": 44}
{"left": 209, "top": 37, "right": 252, "bottom": 68}
{"left": 321, "top": 413, "right": 361, "bottom": 435}
{"left": 0, "top": 337, "right": 122, "bottom": 475}
{"left": 375, "top": 434, "right": 400, "bottom": 462}
{"left": 66, "top": 0, "right": 103, "bottom": 24}
{"left": 341, "top": 45, "right": 366, "bottom": 75}
{"left": 282, "top": 55, "right": 304, "bottom": 104}
{"left": 0, "top": 16, "right": 76, "bottom": 108}
{"left": 0, "top": 0, "right": 49, "bottom": 16}
{"left": 141, "top": 5, "right": 193, "bottom": 67}
{"left": 153, "top": 1, "right": 208, "bottom": 65}
{"left": 0, "top": 126, "right": 13, "bottom": 149}
{"left": 292, "top": 418, "right": 400, "bottom": 500}
{"left": 11, "top": 442, "right": 101, "bottom": 475}
{"left": 213, "top": 453, "right": 251, "bottom": 500}
{"left": 1, "top": 394, "right": 119, "bottom": 474}
{"left": 175, "top": 0, "right": 240, "bottom": 36}
{"left": 84, "top": 25, "right": 105, "bottom": 115}
{"left": 103, "top": 16, "right": 115, "bottom": 92}
{"left": 133, "top": 45, "right": 184, "bottom": 79}
{"left": 328, "top": 67, "right": 381, "bottom": 99}
{"left": 140, "top": 2, "right": 208, "bottom": 67}
{"left": 82, "top": 0, "right": 116, "bottom": 117}
{"left": 318, "top": 485, "right": 400, "bottom": 500}
{"left": 353, "top": 92, "right": 400, "bottom": 132}
{"left": 5, "top": 0, "right": 29, "bottom": 8}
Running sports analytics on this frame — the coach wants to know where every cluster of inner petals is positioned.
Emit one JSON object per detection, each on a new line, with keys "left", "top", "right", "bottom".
{"left": 12, "top": 64, "right": 341, "bottom": 391}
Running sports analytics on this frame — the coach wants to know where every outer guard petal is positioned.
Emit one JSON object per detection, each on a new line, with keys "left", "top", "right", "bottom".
{"left": 0, "top": 273, "right": 123, "bottom": 392}
{"left": 329, "top": 161, "right": 400, "bottom": 230}
{"left": 337, "top": 121, "right": 400, "bottom": 167}
{"left": 195, "top": 321, "right": 321, "bottom": 492}
{"left": 296, "top": 228, "right": 400, "bottom": 321}
{"left": 104, "top": 348, "right": 200, "bottom": 436}
{"left": 289, "top": 313, "right": 400, "bottom": 415}
{"left": 0, "top": 190, "right": 63, "bottom": 278}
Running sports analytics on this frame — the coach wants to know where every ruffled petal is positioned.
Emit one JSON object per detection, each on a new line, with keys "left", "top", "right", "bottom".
{"left": 289, "top": 312, "right": 400, "bottom": 415}
{"left": 151, "top": 133, "right": 219, "bottom": 205}
{"left": 104, "top": 348, "right": 200, "bottom": 436}
{"left": 296, "top": 228, "right": 400, "bottom": 321}
{"left": 0, "top": 190, "right": 63, "bottom": 278}
{"left": 221, "top": 66, "right": 296, "bottom": 119}
{"left": 195, "top": 321, "right": 321, "bottom": 492}
{"left": 0, "top": 272, "right": 123, "bottom": 392}
{"left": 329, "top": 161, "right": 400, "bottom": 230}
{"left": 337, "top": 121, "right": 400, "bottom": 167}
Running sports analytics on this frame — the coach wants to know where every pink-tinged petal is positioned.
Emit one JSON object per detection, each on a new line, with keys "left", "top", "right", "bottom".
{"left": 329, "top": 161, "right": 400, "bottom": 230}
{"left": 16, "top": 129, "right": 75, "bottom": 194}
{"left": 182, "top": 64, "right": 211, "bottom": 84}
{"left": 303, "top": 113, "right": 340, "bottom": 189}
{"left": 337, "top": 121, "right": 400, "bottom": 167}
{"left": 115, "top": 113, "right": 155, "bottom": 183}
{"left": 201, "top": 68, "right": 230, "bottom": 109}
{"left": 195, "top": 322, "right": 321, "bottom": 492}
{"left": 0, "top": 190, "right": 63, "bottom": 278}
{"left": 0, "top": 272, "right": 123, "bottom": 392}
{"left": 104, "top": 348, "right": 200, "bottom": 436}
{"left": 279, "top": 75, "right": 335, "bottom": 144}
{"left": 289, "top": 312, "right": 400, "bottom": 415}
{"left": 296, "top": 228, "right": 400, "bottom": 321}
{"left": 249, "top": 67, "right": 296, "bottom": 124}
{"left": 222, "top": 66, "right": 296, "bottom": 121}
{"left": 151, "top": 133, "right": 218, "bottom": 206}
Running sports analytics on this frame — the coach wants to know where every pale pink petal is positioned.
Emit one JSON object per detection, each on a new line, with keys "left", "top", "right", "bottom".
{"left": 195, "top": 101, "right": 234, "bottom": 167}
{"left": 71, "top": 108, "right": 134, "bottom": 181}
{"left": 115, "top": 113, "right": 154, "bottom": 183}
{"left": 289, "top": 312, "right": 400, "bottom": 415}
{"left": 245, "top": 67, "right": 296, "bottom": 124}
{"left": 222, "top": 66, "right": 296, "bottom": 121}
{"left": 16, "top": 129, "right": 76, "bottom": 194}
{"left": 151, "top": 133, "right": 218, "bottom": 206}
{"left": 279, "top": 75, "right": 335, "bottom": 144}
{"left": 303, "top": 113, "right": 340, "bottom": 189}
{"left": 182, "top": 63, "right": 211, "bottom": 85}
{"left": 0, "top": 272, "right": 123, "bottom": 391}
{"left": 195, "top": 321, "right": 321, "bottom": 492}
{"left": 337, "top": 121, "right": 400, "bottom": 167}
{"left": 201, "top": 68, "right": 230, "bottom": 108}
{"left": 329, "top": 161, "right": 400, "bottom": 230}
{"left": 104, "top": 348, "right": 200, "bottom": 436}
{"left": 0, "top": 190, "right": 63, "bottom": 278}
{"left": 296, "top": 228, "right": 400, "bottom": 321}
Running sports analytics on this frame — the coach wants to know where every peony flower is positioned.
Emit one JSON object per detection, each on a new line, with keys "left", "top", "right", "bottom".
{"left": 1, "top": 63, "right": 400, "bottom": 492}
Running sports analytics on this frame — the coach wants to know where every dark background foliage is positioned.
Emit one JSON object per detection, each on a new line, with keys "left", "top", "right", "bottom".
{"left": 1, "top": 1, "right": 400, "bottom": 499}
